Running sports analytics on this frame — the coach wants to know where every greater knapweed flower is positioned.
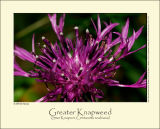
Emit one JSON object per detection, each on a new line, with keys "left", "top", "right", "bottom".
{"left": 14, "top": 14, "right": 146, "bottom": 102}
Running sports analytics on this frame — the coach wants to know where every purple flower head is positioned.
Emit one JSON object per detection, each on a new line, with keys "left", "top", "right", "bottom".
{"left": 14, "top": 14, "right": 146, "bottom": 102}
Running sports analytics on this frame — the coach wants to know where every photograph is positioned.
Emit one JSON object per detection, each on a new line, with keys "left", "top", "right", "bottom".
{"left": 14, "top": 13, "right": 147, "bottom": 102}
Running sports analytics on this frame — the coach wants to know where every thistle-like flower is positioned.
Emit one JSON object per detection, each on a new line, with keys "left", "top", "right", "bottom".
{"left": 14, "top": 14, "right": 146, "bottom": 102}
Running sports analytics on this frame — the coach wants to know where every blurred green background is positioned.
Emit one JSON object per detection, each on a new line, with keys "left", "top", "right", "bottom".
{"left": 14, "top": 13, "right": 147, "bottom": 102}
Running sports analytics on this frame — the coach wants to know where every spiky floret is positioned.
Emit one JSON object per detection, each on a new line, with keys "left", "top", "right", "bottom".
{"left": 14, "top": 14, "right": 146, "bottom": 102}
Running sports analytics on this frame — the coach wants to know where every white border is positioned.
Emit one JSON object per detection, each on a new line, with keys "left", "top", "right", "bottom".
{"left": 1, "top": 1, "right": 159, "bottom": 128}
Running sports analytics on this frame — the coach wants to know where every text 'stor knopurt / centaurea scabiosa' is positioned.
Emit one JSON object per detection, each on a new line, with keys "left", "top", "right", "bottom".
{"left": 14, "top": 14, "right": 147, "bottom": 102}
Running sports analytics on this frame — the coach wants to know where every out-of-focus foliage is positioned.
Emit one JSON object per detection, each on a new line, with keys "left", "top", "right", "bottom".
{"left": 14, "top": 13, "right": 147, "bottom": 102}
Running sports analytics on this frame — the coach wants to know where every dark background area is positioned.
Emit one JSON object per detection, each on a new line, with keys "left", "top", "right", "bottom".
{"left": 14, "top": 13, "right": 147, "bottom": 102}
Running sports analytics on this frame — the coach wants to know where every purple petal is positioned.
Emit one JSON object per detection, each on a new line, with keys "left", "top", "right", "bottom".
{"left": 55, "top": 88, "right": 63, "bottom": 95}
{"left": 32, "top": 34, "right": 35, "bottom": 53}
{"left": 97, "top": 14, "right": 101, "bottom": 36}
{"left": 108, "top": 72, "right": 146, "bottom": 88}
{"left": 135, "top": 26, "right": 144, "bottom": 39}
{"left": 91, "top": 18, "right": 97, "bottom": 34}
{"left": 109, "top": 37, "right": 121, "bottom": 48}
{"left": 36, "top": 95, "right": 47, "bottom": 102}
{"left": 59, "top": 14, "right": 65, "bottom": 32}
{"left": 128, "top": 29, "right": 136, "bottom": 51}
{"left": 122, "top": 18, "right": 129, "bottom": 39}
{"left": 107, "top": 32, "right": 112, "bottom": 44}
{"left": 99, "top": 23, "right": 119, "bottom": 41}
{"left": 103, "top": 21, "right": 108, "bottom": 27}
{"left": 68, "top": 92, "right": 75, "bottom": 101}
{"left": 117, "top": 44, "right": 146, "bottom": 61}
{"left": 112, "top": 83, "right": 146, "bottom": 88}
{"left": 136, "top": 72, "right": 146, "bottom": 84}
{"left": 65, "top": 84, "right": 74, "bottom": 91}
{"left": 95, "top": 95, "right": 103, "bottom": 99}
{"left": 48, "top": 14, "right": 58, "bottom": 34}
{"left": 14, "top": 46, "right": 36, "bottom": 63}
{"left": 14, "top": 71, "right": 29, "bottom": 77}
{"left": 14, "top": 61, "right": 29, "bottom": 77}
{"left": 128, "top": 26, "right": 144, "bottom": 42}
{"left": 126, "top": 44, "right": 146, "bottom": 56}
